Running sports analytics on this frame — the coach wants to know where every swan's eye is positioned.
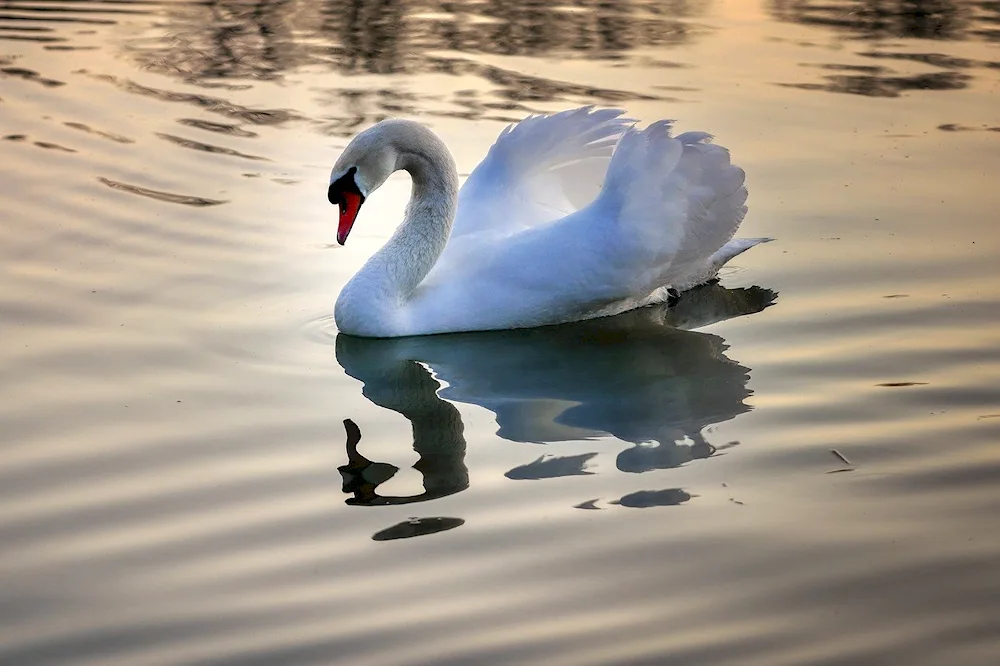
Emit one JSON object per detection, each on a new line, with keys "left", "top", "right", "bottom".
{"left": 328, "top": 185, "right": 345, "bottom": 208}
{"left": 328, "top": 166, "right": 360, "bottom": 206}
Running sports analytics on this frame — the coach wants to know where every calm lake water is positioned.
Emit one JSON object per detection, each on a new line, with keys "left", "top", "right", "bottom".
{"left": 3, "top": 1, "right": 1000, "bottom": 664}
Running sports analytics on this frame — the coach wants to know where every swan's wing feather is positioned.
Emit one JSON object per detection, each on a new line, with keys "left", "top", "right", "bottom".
{"left": 451, "top": 107, "right": 632, "bottom": 239}
{"left": 584, "top": 122, "right": 760, "bottom": 292}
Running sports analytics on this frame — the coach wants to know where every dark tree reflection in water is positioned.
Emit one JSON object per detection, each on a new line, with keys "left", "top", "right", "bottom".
{"left": 322, "top": 0, "right": 406, "bottom": 75}
{"left": 114, "top": 0, "right": 706, "bottom": 128}
{"left": 127, "top": 0, "right": 707, "bottom": 79}
{"left": 131, "top": 0, "right": 302, "bottom": 81}
{"left": 767, "top": 0, "right": 1000, "bottom": 95}
{"left": 769, "top": 0, "right": 973, "bottom": 40}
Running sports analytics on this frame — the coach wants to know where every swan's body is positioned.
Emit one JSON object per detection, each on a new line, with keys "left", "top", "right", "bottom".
{"left": 329, "top": 107, "right": 769, "bottom": 338}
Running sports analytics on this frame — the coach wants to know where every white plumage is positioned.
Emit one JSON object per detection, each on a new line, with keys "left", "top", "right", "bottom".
{"left": 329, "top": 107, "right": 770, "bottom": 338}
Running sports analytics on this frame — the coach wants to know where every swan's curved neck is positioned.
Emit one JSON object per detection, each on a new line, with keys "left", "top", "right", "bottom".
{"left": 379, "top": 142, "right": 459, "bottom": 296}
{"left": 337, "top": 127, "right": 459, "bottom": 336}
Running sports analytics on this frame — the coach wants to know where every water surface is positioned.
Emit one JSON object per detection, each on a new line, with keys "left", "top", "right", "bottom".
{"left": 2, "top": 1, "right": 1000, "bottom": 664}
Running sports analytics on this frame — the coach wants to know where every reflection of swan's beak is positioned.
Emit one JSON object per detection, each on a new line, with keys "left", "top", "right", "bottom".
{"left": 335, "top": 417, "right": 469, "bottom": 506}
{"left": 338, "top": 419, "right": 399, "bottom": 491}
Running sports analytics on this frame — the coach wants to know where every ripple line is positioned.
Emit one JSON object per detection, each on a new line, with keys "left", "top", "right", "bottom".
{"left": 97, "top": 177, "right": 227, "bottom": 207}
{"left": 156, "top": 133, "right": 270, "bottom": 161}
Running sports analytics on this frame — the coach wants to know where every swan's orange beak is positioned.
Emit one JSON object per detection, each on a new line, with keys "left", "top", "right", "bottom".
{"left": 336, "top": 191, "right": 363, "bottom": 246}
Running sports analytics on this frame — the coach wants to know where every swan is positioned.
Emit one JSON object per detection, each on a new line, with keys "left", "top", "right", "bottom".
{"left": 328, "top": 106, "right": 770, "bottom": 338}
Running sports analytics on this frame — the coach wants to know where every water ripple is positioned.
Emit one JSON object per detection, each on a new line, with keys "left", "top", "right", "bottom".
{"left": 155, "top": 133, "right": 270, "bottom": 161}
{"left": 96, "top": 177, "right": 228, "bottom": 206}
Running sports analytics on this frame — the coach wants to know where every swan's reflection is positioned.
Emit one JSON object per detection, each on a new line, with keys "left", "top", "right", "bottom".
{"left": 336, "top": 283, "right": 775, "bottom": 511}
{"left": 613, "top": 488, "right": 695, "bottom": 508}
{"left": 372, "top": 517, "right": 465, "bottom": 541}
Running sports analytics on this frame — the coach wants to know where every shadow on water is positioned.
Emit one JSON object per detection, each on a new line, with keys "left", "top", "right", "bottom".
{"left": 335, "top": 283, "right": 776, "bottom": 525}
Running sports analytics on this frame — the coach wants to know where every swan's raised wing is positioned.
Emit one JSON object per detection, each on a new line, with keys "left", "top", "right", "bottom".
{"left": 451, "top": 107, "right": 632, "bottom": 240}
{"left": 410, "top": 119, "right": 769, "bottom": 335}
{"left": 587, "top": 122, "right": 764, "bottom": 291}
{"left": 439, "top": 123, "right": 761, "bottom": 320}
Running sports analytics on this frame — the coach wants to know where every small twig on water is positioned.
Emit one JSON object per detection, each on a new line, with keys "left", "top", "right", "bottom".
{"left": 830, "top": 448, "right": 851, "bottom": 466}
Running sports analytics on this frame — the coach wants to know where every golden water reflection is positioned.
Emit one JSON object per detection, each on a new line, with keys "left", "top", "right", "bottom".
{"left": 3, "top": 0, "right": 1000, "bottom": 663}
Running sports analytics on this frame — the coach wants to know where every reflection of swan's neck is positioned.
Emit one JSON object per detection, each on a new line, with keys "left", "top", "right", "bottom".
{"left": 341, "top": 130, "right": 459, "bottom": 330}
{"left": 336, "top": 334, "right": 470, "bottom": 504}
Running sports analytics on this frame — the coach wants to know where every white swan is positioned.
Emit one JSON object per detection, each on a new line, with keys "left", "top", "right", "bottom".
{"left": 329, "top": 107, "right": 770, "bottom": 338}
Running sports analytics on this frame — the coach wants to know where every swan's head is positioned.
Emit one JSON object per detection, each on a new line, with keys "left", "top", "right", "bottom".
{"left": 328, "top": 122, "right": 401, "bottom": 245}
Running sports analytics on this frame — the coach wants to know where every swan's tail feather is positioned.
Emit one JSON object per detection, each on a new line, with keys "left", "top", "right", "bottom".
{"left": 710, "top": 237, "right": 773, "bottom": 267}
{"left": 671, "top": 237, "right": 773, "bottom": 291}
